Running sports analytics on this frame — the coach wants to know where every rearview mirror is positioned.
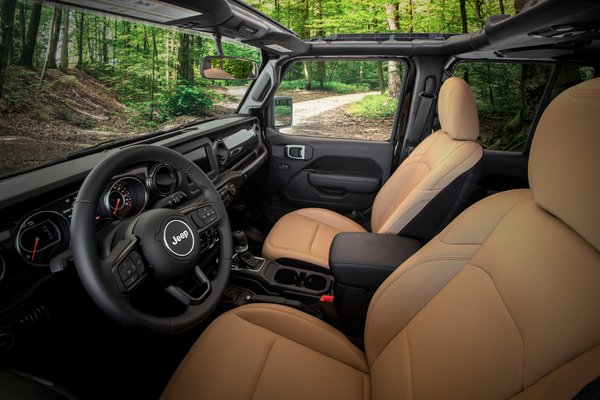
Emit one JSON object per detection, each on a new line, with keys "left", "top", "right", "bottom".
{"left": 201, "top": 56, "right": 258, "bottom": 81}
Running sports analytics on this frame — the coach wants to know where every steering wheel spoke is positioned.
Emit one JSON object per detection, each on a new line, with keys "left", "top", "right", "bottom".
{"left": 100, "top": 237, "right": 148, "bottom": 295}
{"left": 179, "top": 202, "right": 221, "bottom": 232}
{"left": 165, "top": 267, "right": 212, "bottom": 306}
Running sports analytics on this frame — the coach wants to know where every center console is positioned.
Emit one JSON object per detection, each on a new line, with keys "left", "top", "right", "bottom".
{"left": 223, "top": 230, "right": 423, "bottom": 338}
{"left": 222, "top": 231, "right": 333, "bottom": 317}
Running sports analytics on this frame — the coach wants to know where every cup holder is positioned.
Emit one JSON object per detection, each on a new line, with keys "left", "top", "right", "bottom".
{"left": 303, "top": 274, "right": 327, "bottom": 291}
{"left": 274, "top": 268, "right": 298, "bottom": 285}
{"left": 273, "top": 267, "right": 329, "bottom": 292}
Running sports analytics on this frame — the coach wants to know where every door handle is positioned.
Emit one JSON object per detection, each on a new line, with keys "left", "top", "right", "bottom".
{"left": 285, "top": 145, "right": 306, "bottom": 160}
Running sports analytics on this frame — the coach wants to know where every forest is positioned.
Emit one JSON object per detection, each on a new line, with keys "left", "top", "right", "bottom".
{"left": 0, "top": 0, "right": 589, "bottom": 165}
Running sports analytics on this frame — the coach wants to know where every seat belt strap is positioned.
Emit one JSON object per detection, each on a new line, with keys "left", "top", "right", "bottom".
{"left": 405, "top": 76, "right": 437, "bottom": 155}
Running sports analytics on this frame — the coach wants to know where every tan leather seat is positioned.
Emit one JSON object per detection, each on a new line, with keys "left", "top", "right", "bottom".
{"left": 263, "top": 77, "right": 483, "bottom": 269}
{"left": 161, "top": 77, "right": 600, "bottom": 399}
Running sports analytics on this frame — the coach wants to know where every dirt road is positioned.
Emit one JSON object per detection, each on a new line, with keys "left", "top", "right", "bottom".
{"left": 290, "top": 91, "right": 377, "bottom": 126}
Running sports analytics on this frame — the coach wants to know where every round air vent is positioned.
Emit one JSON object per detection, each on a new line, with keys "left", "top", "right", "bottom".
{"left": 149, "top": 164, "right": 178, "bottom": 196}
{"left": 214, "top": 140, "right": 229, "bottom": 166}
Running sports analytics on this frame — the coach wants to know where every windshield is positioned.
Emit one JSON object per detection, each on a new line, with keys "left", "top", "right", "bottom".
{"left": 0, "top": 1, "right": 261, "bottom": 179}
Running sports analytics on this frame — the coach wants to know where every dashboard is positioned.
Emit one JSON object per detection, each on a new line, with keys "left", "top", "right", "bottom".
{"left": 0, "top": 115, "right": 267, "bottom": 312}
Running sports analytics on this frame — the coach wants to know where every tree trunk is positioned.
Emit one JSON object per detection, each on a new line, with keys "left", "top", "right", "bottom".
{"left": 102, "top": 19, "right": 108, "bottom": 64}
{"left": 301, "top": 0, "right": 311, "bottom": 89}
{"left": 165, "top": 33, "right": 170, "bottom": 85}
{"left": 407, "top": 0, "right": 414, "bottom": 33}
{"left": 76, "top": 13, "right": 84, "bottom": 68}
{"left": 19, "top": 2, "right": 41, "bottom": 67}
{"left": 315, "top": 0, "right": 325, "bottom": 87}
{"left": 459, "top": 0, "right": 468, "bottom": 33}
{"left": 44, "top": 7, "right": 62, "bottom": 71}
{"left": 112, "top": 18, "right": 117, "bottom": 69}
{"left": 18, "top": 3, "right": 24, "bottom": 51}
{"left": 0, "top": 0, "right": 17, "bottom": 97}
{"left": 177, "top": 33, "right": 193, "bottom": 84}
{"left": 386, "top": 2, "right": 402, "bottom": 99}
{"left": 151, "top": 27, "right": 157, "bottom": 100}
{"left": 59, "top": 10, "right": 69, "bottom": 72}
{"left": 377, "top": 61, "right": 385, "bottom": 94}
{"left": 498, "top": 0, "right": 506, "bottom": 14}
{"left": 304, "top": 61, "right": 312, "bottom": 89}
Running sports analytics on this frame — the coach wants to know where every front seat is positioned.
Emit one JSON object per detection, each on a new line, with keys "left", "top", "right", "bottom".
{"left": 161, "top": 77, "right": 600, "bottom": 399}
{"left": 262, "top": 77, "right": 483, "bottom": 269}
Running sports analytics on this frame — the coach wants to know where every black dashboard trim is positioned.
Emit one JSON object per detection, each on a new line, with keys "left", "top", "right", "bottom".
{"left": 0, "top": 115, "right": 258, "bottom": 209}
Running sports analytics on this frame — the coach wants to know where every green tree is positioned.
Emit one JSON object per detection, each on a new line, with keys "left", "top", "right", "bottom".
{"left": 0, "top": 0, "right": 17, "bottom": 96}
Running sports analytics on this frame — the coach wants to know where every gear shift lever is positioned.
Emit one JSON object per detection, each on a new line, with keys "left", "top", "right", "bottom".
{"left": 232, "top": 230, "right": 263, "bottom": 269}
{"left": 232, "top": 230, "right": 249, "bottom": 253}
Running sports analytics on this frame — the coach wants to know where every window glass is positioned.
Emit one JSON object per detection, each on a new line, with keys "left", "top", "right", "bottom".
{"left": 549, "top": 65, "right": 596, "bottom": 101}
{"left": 453, "top": 62, "right": 553, "bottom": 152}
{"left": 453, "top": 62, "right": 596, "bottom": 152}
{"left": 274, "top": 60, "right": 405, "bottom": 142}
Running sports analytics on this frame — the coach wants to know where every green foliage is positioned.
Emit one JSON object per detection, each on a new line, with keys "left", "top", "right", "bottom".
{"left": 348, "top": 94, "right": 396, "bottom": 118}
{"left": 135, "top": 82, "right": 215, "bottom": 124}
{"left": 278, "top": 79, "right": 307, "bottom": 90}
{"left": 322, "top": 81, "right": 369, "bottom": 94}
{"left": 279, "top": 78, "right": 369, "bottom": 94}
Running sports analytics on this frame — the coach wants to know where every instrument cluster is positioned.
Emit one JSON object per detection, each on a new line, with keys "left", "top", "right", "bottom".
{"left": 1, "top": 163, "right": 180, "bottom": 274}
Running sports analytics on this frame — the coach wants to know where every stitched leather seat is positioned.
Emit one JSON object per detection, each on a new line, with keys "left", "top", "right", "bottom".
{"left": 263, "top": 77, "right": 484, "bottom": 269}
{"left": 161, "top": 78, "right": 600, "bottom": 399}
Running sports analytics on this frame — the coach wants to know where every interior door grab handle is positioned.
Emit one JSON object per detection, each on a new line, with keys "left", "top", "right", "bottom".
{"left": 285, "top": 145, "right": 306, "bottom": 160}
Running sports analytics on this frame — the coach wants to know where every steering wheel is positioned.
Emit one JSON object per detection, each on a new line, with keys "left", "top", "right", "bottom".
{"left": 70, "top": 144, "right": 232, "bottom": 334}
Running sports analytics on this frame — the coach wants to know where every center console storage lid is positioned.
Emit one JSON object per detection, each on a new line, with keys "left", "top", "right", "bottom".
{"left": 329, "top": 232, "right": 422, "bottom": 290}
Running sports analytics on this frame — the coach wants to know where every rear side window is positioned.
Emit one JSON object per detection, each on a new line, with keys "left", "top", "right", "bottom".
{"left": 453, "top": 62, "right": 596, "bottom": 152}
{"left": 273, "top": 59, "right": 406, "bottom": 142}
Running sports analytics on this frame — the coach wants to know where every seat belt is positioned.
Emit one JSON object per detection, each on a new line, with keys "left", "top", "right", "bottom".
{"left": 404, "top": 76, "right": 437, "bottom": 156}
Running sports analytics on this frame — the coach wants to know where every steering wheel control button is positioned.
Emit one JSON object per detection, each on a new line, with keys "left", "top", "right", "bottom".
{"left": 164, "top": 220, "right": 195, "bottom": 257}
{"left": 130, "top": 251, "right": 145, "bottom": 273}
{"left": 192, "top": 205, "right": 219, "bottom": 228}
{"left": 118, "top": 260, "right": 136, "bottom": 281}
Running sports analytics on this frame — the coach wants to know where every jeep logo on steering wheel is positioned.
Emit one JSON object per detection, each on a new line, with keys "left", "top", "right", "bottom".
{"left": 163, "top": 220, "right": 195, "bottom": 257}
{"left": 171, "top": 230, "right": 189, "bottom": 246}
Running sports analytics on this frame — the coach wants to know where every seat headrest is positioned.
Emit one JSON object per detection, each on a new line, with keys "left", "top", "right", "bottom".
{"left": 529, "top": 77, "right": 600, "bottom": 251}
{"left": 438, "top": 77, "right": 479, "bottom": 141}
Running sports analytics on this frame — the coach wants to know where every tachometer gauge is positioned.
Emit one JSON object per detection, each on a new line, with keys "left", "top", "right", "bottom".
{"left": 107, "top": 181, "right": 133, "bottom": 218}
{"left": 16, "top": 211, "right": 70, "bottom": 267}
{"left": 102, "top": 177, "right": 148, "bottom": 219}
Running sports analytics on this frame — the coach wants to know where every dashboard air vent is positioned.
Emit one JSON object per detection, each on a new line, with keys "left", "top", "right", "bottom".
{"left": 214, "top": 140, "right": 229, "bottom": 166}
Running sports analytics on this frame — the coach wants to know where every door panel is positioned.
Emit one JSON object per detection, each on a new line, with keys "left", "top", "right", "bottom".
{"left": 264, "top": 128, "right": 393, "bottom": 222}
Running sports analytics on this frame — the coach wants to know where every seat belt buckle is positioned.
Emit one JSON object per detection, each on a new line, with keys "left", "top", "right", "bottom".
{"left": 320, "top": 295, "right": 339, "bottom": 320}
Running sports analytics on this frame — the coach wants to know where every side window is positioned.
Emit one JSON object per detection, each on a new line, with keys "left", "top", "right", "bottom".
{"left": 273, "top": 60, "right": 405, "bottom": 142}
{"left": 453, "top": 62, "right": 596, "bottom": 152}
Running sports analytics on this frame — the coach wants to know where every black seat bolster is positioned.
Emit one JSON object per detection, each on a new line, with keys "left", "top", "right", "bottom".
{"left": 399, "top": 157, "right": 484, "bottom": 242}
{"left": 329, "top": 232, "right": 423, "bottom": 291}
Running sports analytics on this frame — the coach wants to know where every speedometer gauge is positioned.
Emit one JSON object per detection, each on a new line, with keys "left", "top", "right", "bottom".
{"left": 16, "top": 211, "right": 70, "bottom": 266}
{"left": 102, "top": 177, "right": 148, "bottom": 219}
{"left": 107, "top": 181, "right": 133, "bottom": 218}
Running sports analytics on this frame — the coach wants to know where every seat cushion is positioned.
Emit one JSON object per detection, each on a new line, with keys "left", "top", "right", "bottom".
{"left": 160, "top": 304, "right": 370, "bottom": 400}
{"left": 262, "top": 208, "right": 366, "bottom": 269}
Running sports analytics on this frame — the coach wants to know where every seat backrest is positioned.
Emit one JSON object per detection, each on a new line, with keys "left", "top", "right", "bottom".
{"left": 370, "top": 77, "right": 483, "bottom": 241}
{"left": 365, "top": 77, "right": 600, "bottom": 399}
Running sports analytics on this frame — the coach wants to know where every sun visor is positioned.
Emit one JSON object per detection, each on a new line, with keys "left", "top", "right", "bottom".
{"left": 56, "top": 0, "right": 233, "bottom": 25}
